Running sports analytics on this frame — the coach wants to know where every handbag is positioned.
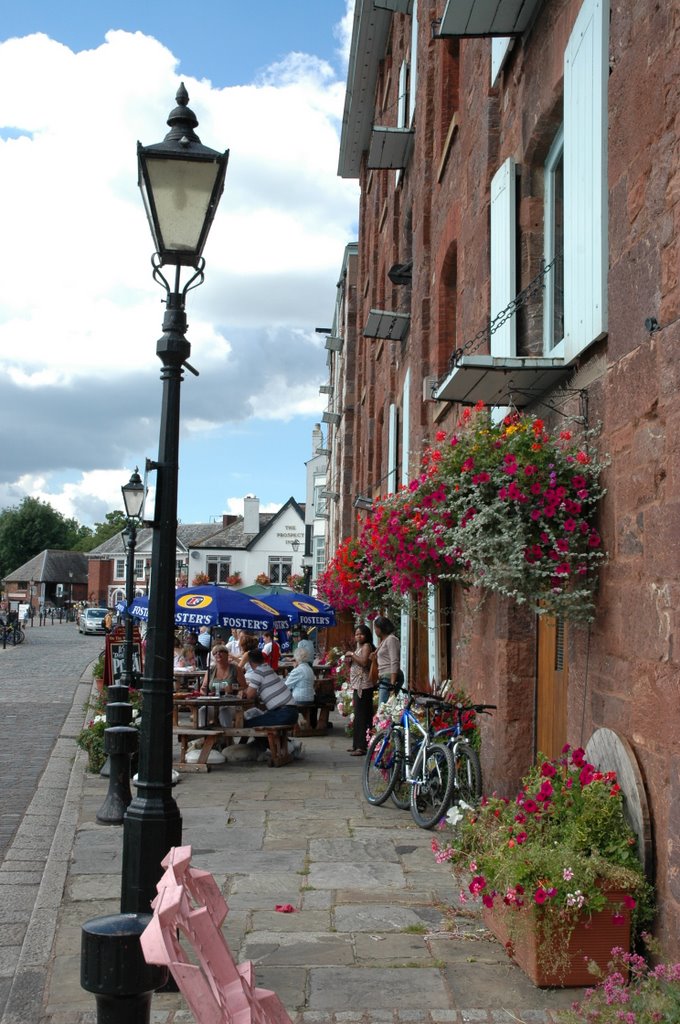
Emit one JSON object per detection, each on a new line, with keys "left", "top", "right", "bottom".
{"left": 368, "top": 651, "right": 379, "bottom": 686}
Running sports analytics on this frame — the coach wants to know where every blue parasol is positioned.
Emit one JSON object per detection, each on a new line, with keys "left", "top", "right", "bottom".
{"left": 246, "top": 592, "right": 336, "bottom": 628}
{"left": 127, "top": 585, "right": 288, "bottom": 631}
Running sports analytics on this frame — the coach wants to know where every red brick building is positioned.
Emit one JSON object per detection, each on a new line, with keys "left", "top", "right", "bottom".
{"left": 323, "top": 0, "right": 680, "bottom": 951}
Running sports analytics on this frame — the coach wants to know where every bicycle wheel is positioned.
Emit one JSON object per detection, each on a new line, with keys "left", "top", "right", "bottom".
{"left": 451, "top": 741, "right": 482, "bottom": 805}
{"left": 409, "top": 742, "right": 455, "bottom": 829}
{"left": 390, "top": 739, "right": 420, "bottom": 809}
{"left": 363, "top": 728, "right": 401, "bottom": 806}
{"left": 13, "top": 628, "right": 25, "bottom": 645}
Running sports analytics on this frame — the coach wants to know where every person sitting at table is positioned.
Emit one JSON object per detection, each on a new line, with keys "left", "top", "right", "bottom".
{"left": 226, "top": 628, "right": 242, "bottom": 659}
{"left": 284, "top": 643, "right": 315, "bottom": 705}
{"left": 181, "top": 644, "right": 197, "bottom": 668}
{"left": 173, "top": 636, "right": 186, "bottom": 670}
{"left": 236, "top": 632, "right": 259, "bottom": 672}
{"left": 242, "top": 649, "right": 299, "bottom": 726}
{"left": 198, "top": 645, "right": 242, "bottom": 727}
{"left": 195, "top": 626, "right": 211, "bottom": 669}
{"left": 262, "top": 631, "right": 281, "bottom": 671}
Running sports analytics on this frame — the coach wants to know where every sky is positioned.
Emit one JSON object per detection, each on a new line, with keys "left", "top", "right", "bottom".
{"left": 0, "top": 0, "right": 357, "bottom": 528}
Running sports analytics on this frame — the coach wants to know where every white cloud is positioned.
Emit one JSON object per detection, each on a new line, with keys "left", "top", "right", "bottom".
{"left": 0, "top": 19, "right": 357, "bottom": 526}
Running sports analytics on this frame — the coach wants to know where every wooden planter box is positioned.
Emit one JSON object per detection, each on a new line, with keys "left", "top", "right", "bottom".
{"left": 482, "top": 889, "right": 632, "bottom": 987}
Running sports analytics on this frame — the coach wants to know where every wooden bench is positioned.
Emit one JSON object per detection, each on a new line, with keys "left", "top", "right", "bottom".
{"left": 173, "top": 728, "right": 225, "bottom": 772}
{"left": 220, "top": 726, "right": 294, "bottom": 767}
{"left": 174, "top": 724, "right": 294, "bottom": 770}
{"left": 294, "top": 695, "right": 336, "bottom": 737}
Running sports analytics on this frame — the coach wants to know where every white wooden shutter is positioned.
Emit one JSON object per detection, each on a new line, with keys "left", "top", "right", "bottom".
{"left": 401, "top": 369, "right": 411, "bottom": 486}
{"left": 397, "top": 60, "right": 408, "bottom": 128}
{"left": 490, "top": 157, "right": 516, "bottom": 358}
{"left": 387, "top": 403, "right": 398, "bottom": 494}
{"left": 409, "top": 1, "right": 418, "bottom": 125}
{"left": 563, "top": 0, "right": 608, "bottom": 361}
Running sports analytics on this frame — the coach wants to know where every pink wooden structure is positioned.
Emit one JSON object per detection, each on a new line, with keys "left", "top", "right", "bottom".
{"left": 140, "top": 845, "right": 293, "bottom": 1024}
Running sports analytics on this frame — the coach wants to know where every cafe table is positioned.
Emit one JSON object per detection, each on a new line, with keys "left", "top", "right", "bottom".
{"left": 173, "top": 667, "right": 204, "bottom": 692}
{"left": 172, "top": 694, "right": 254, "bottom": 728}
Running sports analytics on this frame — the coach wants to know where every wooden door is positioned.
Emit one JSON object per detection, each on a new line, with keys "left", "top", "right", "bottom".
{"left": 536, "top": 614, "right": 568, "bottom": 759}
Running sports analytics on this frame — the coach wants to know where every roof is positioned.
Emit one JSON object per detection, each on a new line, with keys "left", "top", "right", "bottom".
{"left": 2, "top": 549, "right": 89, "bottom": 584}
{"left": 192, "top": 498, "right": 305, "bottom": 552}
{"left": 87, "top": 522, "right": 221, "bottom": 559}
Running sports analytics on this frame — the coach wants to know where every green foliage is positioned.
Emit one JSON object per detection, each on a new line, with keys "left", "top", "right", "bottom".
{"left": 0, "top": 496, "right": 87, "bottom": 577}
{"left": 433, "top": 745, "right": 654, "bottom": 975}
{"left": 76, "top": 687, "right": 142, "bottom": 773}
{"left": 72, "top": 510, "right": 127, "bottom": 552}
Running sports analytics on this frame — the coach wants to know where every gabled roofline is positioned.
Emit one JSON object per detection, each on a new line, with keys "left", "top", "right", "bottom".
{"left": 245, "top": 497, "right": 305, "bottom": 550}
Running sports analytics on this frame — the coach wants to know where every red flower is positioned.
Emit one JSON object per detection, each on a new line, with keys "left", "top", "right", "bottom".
{"left": 482, "top": 892, "right": 495, "bottom": 908}
{"left": 469, "top": 875, "right": 487, "bottom": 895}
{"left": 540, "top": 762, "right": 556, "bottom": 778}
{"left": 533, "top": 887, "right": 548, "bottom": 905}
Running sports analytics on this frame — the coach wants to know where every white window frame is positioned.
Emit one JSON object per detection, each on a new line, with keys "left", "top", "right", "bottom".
{"left": 268, "top": 557, "right": 293, "bottom": 585}
{"left": 134, "top": 557, "right": 144, "bottom": 580}
{"left": 206, "top": 557, "right": 231, "bottom": 584}
{"left": 563, "top": 0, "right": 608, "bottom": 362}
{"left": 313, "top": 536, "right": 326, "bottom": 580}
{"left": 543, "top": 126, "right": 565, "bottom": 356}
{"left": 115, "top": 558, "right": 125, "bottom": 580}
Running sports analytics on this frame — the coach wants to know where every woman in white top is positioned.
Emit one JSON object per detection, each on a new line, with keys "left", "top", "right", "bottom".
{"left": 373, "top": 616, "right": 401, "bottom": 707}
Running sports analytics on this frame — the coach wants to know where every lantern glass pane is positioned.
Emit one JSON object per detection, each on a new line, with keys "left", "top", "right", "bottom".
{"left": 146, "top": 157, "right": 220, "bottom": 254}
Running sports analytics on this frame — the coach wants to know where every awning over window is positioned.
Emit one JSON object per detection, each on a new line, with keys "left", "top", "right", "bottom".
{"left": 368, "top": 126, "right": 414, "bottom": 169}
{"left": 364, "top": 309, "right": 411, "bottom": 341}
{"left": 438, "top": 0, "right": 542, "bottom": 37}
{"left": 374, "top": 0, "right": 413, "bottom": 11}
{"left": 434, "top": 355, "right": 569, "bottom": 406}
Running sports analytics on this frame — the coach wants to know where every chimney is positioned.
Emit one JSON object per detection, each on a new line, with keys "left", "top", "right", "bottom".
{"left": 312, "top": 423, "right": 323, "bottom": 456}
{"left": 222, "top": 514, "right": 238, "bottom": 528}
{"left": 243, "top": 495, "right": 260, "bottom": 536}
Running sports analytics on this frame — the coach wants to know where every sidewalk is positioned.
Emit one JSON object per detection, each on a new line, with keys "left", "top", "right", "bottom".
{"left": 5, "top": 679, "right": 582, "bottom": 1024}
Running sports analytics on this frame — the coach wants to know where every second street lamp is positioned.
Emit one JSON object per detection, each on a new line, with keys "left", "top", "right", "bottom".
{"left": 96, "top": 468, "right": 145, "bottom": 826}
{"left": 121, "top": 84, "right": 228, "bottom": 913}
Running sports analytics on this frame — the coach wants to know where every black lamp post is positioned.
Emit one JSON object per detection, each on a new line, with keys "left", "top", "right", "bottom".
{"left": 121, "top": 84, "right": 228, "bottom": 913}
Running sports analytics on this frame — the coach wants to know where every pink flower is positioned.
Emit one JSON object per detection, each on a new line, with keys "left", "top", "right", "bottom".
{"left": 540, "top": 762, "right": 556, "bottom": 778}
{"left": 469, "top": 875, "right": 487, "bottom": 896}
{"left": 482, "top": 893, "right": 495, "bottom": 908}
{"left": 533, "top": 887, "right": 548, "bottom": 905}
{"left": 623, "top": 894, "right": 636, "bottom": 909}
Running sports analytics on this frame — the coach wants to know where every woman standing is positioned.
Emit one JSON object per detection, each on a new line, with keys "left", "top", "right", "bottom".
{"left": 373, "top": 617, "right": 401, "bottom": 707}
{"left": 344, "top": 625, "right": 376, "bottom": 756}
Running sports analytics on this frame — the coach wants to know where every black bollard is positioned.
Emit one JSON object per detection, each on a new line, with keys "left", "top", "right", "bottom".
{"left": 96, "top": 725, "right": 139, "bottom": 825}
{"left": 81, "top": 913, "right": 167, "bottom": 1024}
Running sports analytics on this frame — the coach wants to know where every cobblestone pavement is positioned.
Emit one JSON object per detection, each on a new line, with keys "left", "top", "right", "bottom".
{"left": 0, "top": 632, "right": 583, "bottom": 1024}
{"left": 0, "top": 621, "right": 97, "bottom": 859}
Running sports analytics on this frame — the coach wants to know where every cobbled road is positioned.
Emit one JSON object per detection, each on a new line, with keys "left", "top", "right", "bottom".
{"left": 0, "top": 621, "right": 97, "bottom": 861}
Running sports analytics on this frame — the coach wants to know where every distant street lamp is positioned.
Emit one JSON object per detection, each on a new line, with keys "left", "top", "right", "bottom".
{"left": 120, "top": 468, "right": 145, "bottom": 687}
{"left": 121, "top": 85, "right": 228, "bottom": 913}
{"left": 291, "top": 538, "right": 300, "bottom": 553}
{"left": 96, "top": 468, "right": 146, "bottom": 827}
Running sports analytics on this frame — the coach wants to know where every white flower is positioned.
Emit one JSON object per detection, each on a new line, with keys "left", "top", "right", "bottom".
{"left": 446, "top": 805, "right": 464, "bottom": 826}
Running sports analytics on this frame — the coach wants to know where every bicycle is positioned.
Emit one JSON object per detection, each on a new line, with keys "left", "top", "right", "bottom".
{"left": 363, "top": 689, "right": 496, "bottom": 828}
{"left": 1, "top": 622, "right": 25, "bottom": 646}
{"left": 363, "top": 689, "right": 456, "bottom": 829}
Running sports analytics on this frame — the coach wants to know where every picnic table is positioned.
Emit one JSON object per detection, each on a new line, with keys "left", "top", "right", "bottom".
{"left": 172, "top": 695, "right": 295, "bottom": 770}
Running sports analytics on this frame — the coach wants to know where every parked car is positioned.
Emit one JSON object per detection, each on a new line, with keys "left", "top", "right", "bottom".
{"left": 78, "top": 608, "right": 108, "bottom": 635}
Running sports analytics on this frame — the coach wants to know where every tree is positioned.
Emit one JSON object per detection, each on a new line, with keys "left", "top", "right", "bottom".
{"left": 74, "top": 510, "right": 127, "bottom": 552}
{"left": 0, "top": 497, "right": 86, "bottom": 578}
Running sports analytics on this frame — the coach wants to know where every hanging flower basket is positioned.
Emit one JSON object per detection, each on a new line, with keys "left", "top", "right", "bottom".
{"left": 329, "top": 405, "right": 608, "bottom": 623}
